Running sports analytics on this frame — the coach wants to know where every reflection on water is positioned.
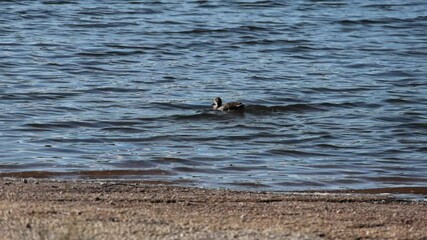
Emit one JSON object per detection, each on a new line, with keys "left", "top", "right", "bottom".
{"left": 0, "top": 1, "right": 427, "bottom": 192}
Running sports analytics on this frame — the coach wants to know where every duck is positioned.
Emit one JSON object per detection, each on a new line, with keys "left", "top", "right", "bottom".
{"left": 212, "top": 97, "right": 245, "bottom": 111}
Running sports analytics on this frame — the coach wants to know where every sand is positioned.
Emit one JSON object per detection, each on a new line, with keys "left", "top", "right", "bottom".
{"left": 0, "top": 178, "right": 426, "bottom": 240}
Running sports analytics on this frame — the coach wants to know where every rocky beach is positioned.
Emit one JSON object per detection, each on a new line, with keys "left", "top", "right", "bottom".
{"left": 1, "top": 178, "right": 426, "bottom": 240}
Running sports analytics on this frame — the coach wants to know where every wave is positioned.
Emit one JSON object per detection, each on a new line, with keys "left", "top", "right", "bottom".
{"left": 338, "top": 16, "right": 427, "bottom": 26}
{"left": 82, "top": 87, "right": 147, "bottom": 94}
{"left": 155, "top": 25, "right": 271, "bottom": 35}
{"left": 65, "top": 22, "right": 138, "bottom": 29}
{"left": 0, "top": 92, "right": 79, "bottom": 101}
{"left": 76, "top": 50, "right": 145, "bottom": 57}
{"left": 0, "top": 169, "right": 175, "bottom": 178}
{"left": 247, "top": 104, "right": 324, "bottom": 113}
{"left": 171, "top": 103, "right": 325, "bottom": 119}
{"left": 267, "top": 149, "right": 332, "bottom": 157}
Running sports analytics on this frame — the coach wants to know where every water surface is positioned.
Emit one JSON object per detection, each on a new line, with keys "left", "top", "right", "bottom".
{"left": 1, "top": 0, "right": 427, "bottom": 192}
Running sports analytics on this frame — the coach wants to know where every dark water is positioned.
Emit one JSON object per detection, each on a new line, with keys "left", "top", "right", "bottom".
{"left": 1, "top": 1, "right": 427, "bottom": 192}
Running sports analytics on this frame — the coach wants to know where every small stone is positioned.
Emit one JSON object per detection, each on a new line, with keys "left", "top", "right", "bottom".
{"left": 404, "top": 219, "right": 413, "bottom": 225}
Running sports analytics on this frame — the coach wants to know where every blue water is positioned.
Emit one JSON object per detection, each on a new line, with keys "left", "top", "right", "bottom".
{"left": 1, "top": 0, "right": 427, "bottom": 191}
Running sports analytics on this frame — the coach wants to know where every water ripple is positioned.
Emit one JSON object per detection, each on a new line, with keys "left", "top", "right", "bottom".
{"left": 1, "top": 0, "right": 426, "bottom": 193}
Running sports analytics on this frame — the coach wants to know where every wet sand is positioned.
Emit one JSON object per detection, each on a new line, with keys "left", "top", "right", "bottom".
{"left": 0, "top": 178, "right": 426, "bottom": 240}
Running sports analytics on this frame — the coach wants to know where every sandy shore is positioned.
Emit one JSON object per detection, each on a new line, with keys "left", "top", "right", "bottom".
{"left": 0, "top": 178, "right": 426, "bottom": 240}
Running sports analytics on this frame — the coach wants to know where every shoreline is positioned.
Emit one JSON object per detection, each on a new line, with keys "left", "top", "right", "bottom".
{"left": 1, "top": 178, "right": 426, "bottom": 239}
{"left": 2, "top": 171, "right": 427, "bottom": 198}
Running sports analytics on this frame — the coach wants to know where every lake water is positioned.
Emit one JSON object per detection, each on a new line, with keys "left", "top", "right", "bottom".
{"left": 1, "top": 0, "right": 426, "bottom": 192}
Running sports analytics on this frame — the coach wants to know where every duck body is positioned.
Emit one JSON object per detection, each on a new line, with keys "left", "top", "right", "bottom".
{"left": 212, "top": 97, "right": 245, "bottom": 111}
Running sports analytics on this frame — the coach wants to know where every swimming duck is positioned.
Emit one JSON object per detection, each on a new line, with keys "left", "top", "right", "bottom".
{"left": 212, "top": 97, "right": 245, "bottom": 111}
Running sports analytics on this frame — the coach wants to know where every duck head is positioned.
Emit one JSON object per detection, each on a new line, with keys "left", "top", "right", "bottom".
{"left": 212, "top": 97, "right": 222, "bottom": 110}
